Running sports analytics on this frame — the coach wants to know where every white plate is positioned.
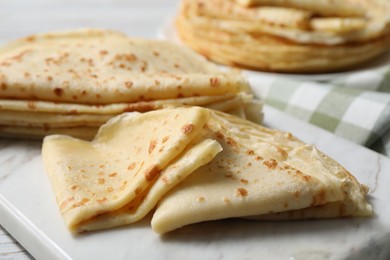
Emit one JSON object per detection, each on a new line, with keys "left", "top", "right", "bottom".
{"left": 157, "top": 18, "right": 390, "bottom": 81}
{"left": 1, "top": 105, "right": 390, "bottom": 260}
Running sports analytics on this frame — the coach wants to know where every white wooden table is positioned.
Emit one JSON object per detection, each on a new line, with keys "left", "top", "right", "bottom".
{"left": 0, "top": 225, "right": 32, "bottom": 259}
{"left": 0, "top": 0, "right": 178, "bottom": 258}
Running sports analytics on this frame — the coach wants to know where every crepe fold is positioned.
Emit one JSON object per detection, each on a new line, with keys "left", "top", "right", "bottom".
{"left": 175, "top": 0, "right": 390, "bottom": 73}
{"left": 151, "top": 110, "right": 373, "bottom": 234}
{"left": 42, "top": 107, "right": 223, "bottom": 232}
{"left": 42, "top": 107, "right": 372, "bottom": 234}
{"left": 0, "top": 28, "right": 261, "bottom": 139}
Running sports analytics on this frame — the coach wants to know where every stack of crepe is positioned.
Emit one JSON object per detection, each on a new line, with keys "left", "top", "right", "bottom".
{"left": 42, "top": 107, "right": 372, "bottom": 234}
{"left": 0, "top": 28, "right": 261, "bottom": 139}
{"left": 176, "top": 0, "right": 390, "bottom": 73}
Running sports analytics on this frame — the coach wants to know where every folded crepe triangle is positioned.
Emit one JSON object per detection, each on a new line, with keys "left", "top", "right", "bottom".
{"left": 151, "top": 110, "right": 373, "bottom": 234}
{"left": 42, "top": 107, "right": 222, "bottom": 232}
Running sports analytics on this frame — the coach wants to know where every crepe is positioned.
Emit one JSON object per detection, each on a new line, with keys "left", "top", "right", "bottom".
{"left": 0, "top": 28, "right": 249, "bottom": 103}
{"left": 176, "top": 21, "right": 390, "bottom": 73}
{"left": 0, "top": 92, "right": 262, "bottom": 139}
{"left": 0, "top": 125, "right": 98, "bottom": 140}
{"left": 151, "top": 110, "right": 372, "bottom": 234}
{"left": 0, "top": 110, "right": 111, "bottom": 128}
{"left": 180, "top": 0, "right": 390, "bottom": 44}
{"left": 234, "top": 0, "right": 365, "bottom": 17}
{"left": 0, "top": 94, "right": 239, "bottom": 115}
{"left": 0, "top": 95, "right": 263, "bottom": 140}
{"left": 175, "top": 0, "right": 390, "bottom": 73}
{"left": 0, "top": 28, "right": 261, "bottom": 138}
{"left": 42, "top": 107, "right": 222, "bottom": 232}
{"left": 42, "top": 106, "right": 371, "bottom": 234}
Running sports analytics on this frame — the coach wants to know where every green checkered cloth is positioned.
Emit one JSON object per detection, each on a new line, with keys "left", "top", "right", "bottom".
{"left": 247, "top": 64, "right": 390, "bottom": 157}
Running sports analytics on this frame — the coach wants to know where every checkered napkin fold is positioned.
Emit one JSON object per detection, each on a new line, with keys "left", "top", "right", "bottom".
{"left": 247, "top": 65, "right": 390, "bottom": 157}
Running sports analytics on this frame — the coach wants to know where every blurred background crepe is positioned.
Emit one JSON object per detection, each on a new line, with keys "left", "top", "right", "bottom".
{"left": 175, "top": 0, "right": 390, "bottom": 73}
{"left": 1, "top": 0, "right": 390, "bottom": 258}
{"left": 167, "top": 0, "right": 390, "bottom": 158}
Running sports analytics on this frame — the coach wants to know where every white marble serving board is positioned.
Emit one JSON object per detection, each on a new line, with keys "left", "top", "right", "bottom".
{"left": 1, "top": 105, "right": 390, "bottom": 260}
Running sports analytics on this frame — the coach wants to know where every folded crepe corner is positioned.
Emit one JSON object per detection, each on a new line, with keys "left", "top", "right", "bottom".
{"left": 151, "top": 110, "right": 373, "bottom": 234}
{"left": 42, "top": 107, "right": 222, "bottom": 232}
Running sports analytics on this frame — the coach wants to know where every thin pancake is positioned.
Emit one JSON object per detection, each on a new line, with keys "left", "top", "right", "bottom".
{"left": 42, "top": 107, "right": 222, "bottom": 232}
{"left": 0, "top": 125, "right": 98, "bottom": 140}
{"left": 200, "top": 0, "right": 390, "bottom": 44}
{"left": 0, "top": 94, "right": 238, "bottom": 114}
{"left": 175, "top": 0, "right": 390, "bottom": 72}
{"left": 176, "top": 12, "right": 390, "bottom": 72}
{"left": 0, "top": 93, "right": 262, "bottom": 138}
{"left": 78, "top": 137, "right": 222, "bottom": 232}
{"left": 0, "top": 28, "right": 249, "bottom": 104}
{"left": 151, "top": 110, "right": 372, "bottom": 234}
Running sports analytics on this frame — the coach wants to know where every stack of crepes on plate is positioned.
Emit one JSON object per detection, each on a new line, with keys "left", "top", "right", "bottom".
{"left": 176, "top": 0, "right": 390, "bottom": 73}
{"left": 0, "top": 29, "right": 261, "bottom": 139}
{"left": 42, "top": 107, "right": 372, "bottom": 234}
